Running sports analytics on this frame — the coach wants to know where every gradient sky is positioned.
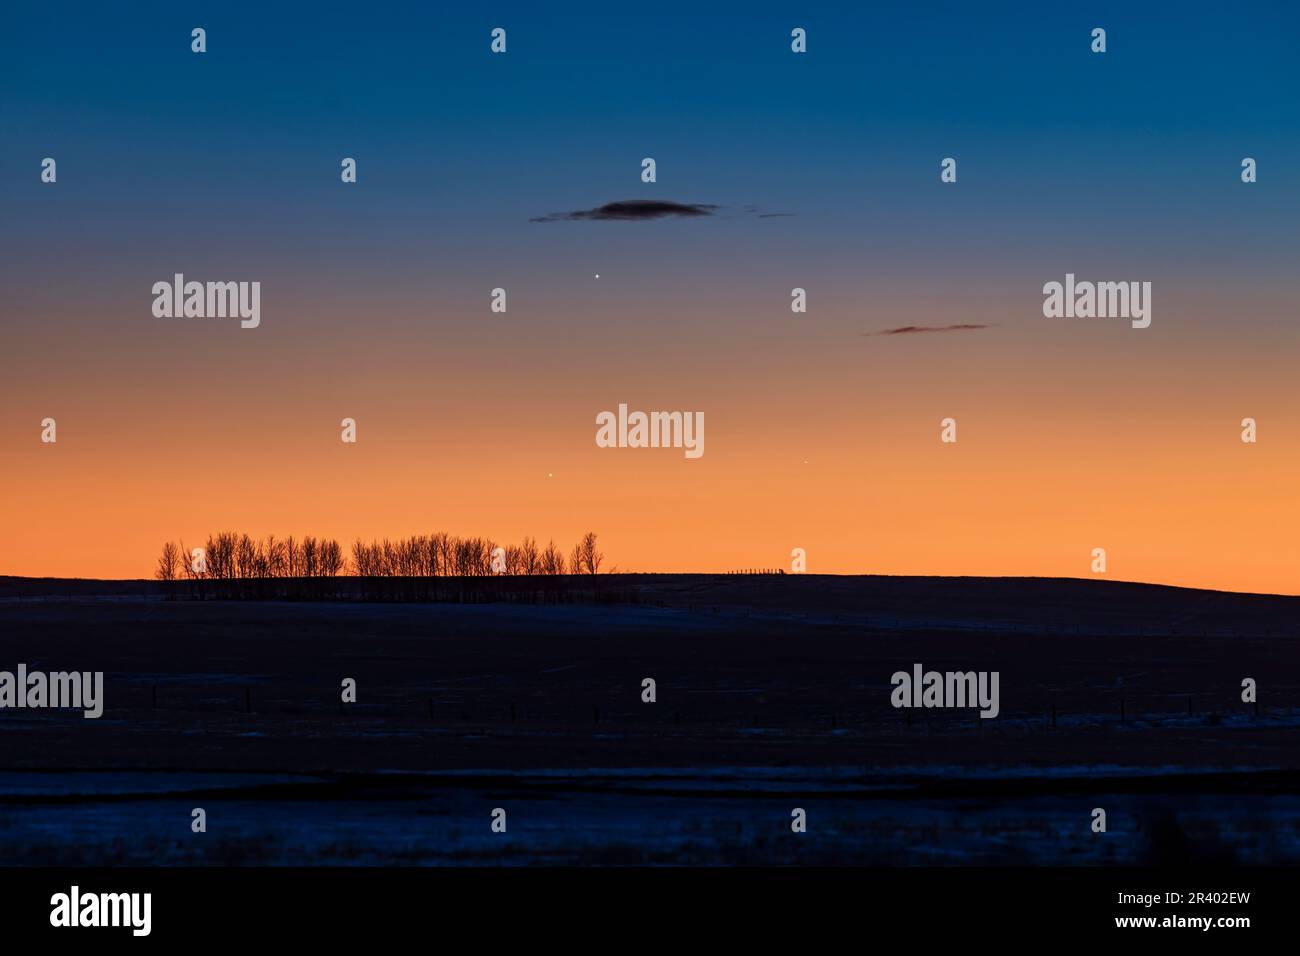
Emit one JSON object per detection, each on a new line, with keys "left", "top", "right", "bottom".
{"left": 2, "top": 2, "right": 1298, "bottom": 592}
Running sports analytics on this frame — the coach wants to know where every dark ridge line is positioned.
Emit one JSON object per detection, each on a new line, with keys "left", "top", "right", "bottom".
{"left": 2, "top": 573, "right": 1297, "bottom": 600}
{"left": 2, "top": 767, "right": 1298, "bottom": 806}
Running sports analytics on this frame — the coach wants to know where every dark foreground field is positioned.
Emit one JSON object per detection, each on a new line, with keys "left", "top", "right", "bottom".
{"left": 0, "top": 575, "right": 1297, "bottom": 865}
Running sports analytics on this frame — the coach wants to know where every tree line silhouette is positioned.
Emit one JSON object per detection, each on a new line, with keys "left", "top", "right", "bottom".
{"left": 155, "top": 531, "right": 609, "bottom": 602}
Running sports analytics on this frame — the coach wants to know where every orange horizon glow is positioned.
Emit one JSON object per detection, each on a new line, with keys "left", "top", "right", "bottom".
{"left": 3, "top": 295, "right": 1296, "bottom": 596}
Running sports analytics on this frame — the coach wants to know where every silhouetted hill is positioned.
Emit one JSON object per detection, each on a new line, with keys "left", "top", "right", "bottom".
{"left": 1, "top": 573, "right": 1295, "bottom": 637}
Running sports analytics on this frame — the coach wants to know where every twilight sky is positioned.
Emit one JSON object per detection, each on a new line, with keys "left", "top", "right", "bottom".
{"left": 1, "top": 2, "right": 1297, "bottom": 592}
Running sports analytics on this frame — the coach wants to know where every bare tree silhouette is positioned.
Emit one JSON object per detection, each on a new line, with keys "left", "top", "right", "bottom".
{"left": 520, "top": 536, "right": 540, "bottom": 575}
{"left": 541, "top": 539, "right": 567, "bottom": 575}
{"left": 155, "top": 541, "right": 180, "bottom": 581}
{"left": 301, "top": 536, "right": 319, "bottom": 577}
{"left": 320, "top": 538, "right": 344, "bottom": 576}
{"left": 235, "top": 535, "right": 257, "bottom": 579}
{"left": 155, "top": 528, "right": 610, "bottom": 602}
{"left": 577, "top": 531, "right": 604, "bottom": 575}
{"left": 265, "top": 535, "right": 286, "bottom": 577}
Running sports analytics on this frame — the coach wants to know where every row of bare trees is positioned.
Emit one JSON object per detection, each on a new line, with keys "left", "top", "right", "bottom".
{"left": 157, "top": 531, "right": 604, "bottom": 581}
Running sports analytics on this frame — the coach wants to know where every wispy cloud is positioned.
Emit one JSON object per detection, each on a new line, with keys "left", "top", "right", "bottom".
{"left": 531, "top": 200, "right": 719, "bottom": 223}
{"left": 741, "top": 204, "right": 795, "bottom": 219}
{"left": 869, "top": 324, "right": 993, "bottom": 336}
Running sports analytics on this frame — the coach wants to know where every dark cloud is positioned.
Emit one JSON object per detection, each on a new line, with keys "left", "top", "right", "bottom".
{"left": 531, "top": 200, "right": 719, "bottom": 223}
{"left": 871, "top": 324, "right": 992, "bottom": 336}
